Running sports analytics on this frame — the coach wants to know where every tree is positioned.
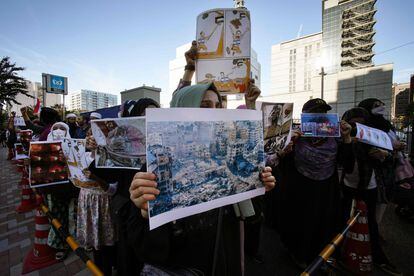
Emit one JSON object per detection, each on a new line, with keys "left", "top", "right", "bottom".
{"left": 0, "top": 56, "right": 32, "bottom": 111}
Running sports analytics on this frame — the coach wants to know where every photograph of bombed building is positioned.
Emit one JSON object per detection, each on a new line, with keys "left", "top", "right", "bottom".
{"left": 261, "top": 102, "right": 293, "bottom": 154}
{"left": 147, "top": 119, "right": 264, "bottom": 219}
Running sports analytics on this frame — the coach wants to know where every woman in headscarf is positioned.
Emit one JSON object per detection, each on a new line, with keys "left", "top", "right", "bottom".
{"left": 45, "top": 122, "right": 79, "bottom": 260}
{"left": 358, "top": 99, "right": 398, "bottom": 224}
{"left": 85, "top": 98, "right": 160, "bottom": 275}
{"left": 21, "top": 106, "right": 60, "bottom": 140}
{"left": 276, "top": 98, "right": 353, "bottom": 268}
{"left": 341, "top": 107, "right": 401, "bottom": 275}
{"left": 127, "top": 42, "right": 274, "bottom": 275}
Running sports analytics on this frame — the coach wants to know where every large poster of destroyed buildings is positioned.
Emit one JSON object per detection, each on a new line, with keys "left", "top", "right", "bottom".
{"left": 146, "top": 108, "right": 265, "bottom": 230}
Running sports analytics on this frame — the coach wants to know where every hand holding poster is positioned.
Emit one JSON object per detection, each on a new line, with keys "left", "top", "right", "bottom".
{"left": 196, "top": 8, "right": 251, "bottom": 94}
{"left": 91, "top": 117, "right": 146, "bottom": 170}
{"left": 258, "top": 102, "right": 294, "bottom": 154}
{"left": 146, "top": 108, "right": 265, "bottom": 230}
{"left": 29, "top": 141, "right": 69, "bottom": 188}
{"left": 301, "top": 113, "right": 340, "bottom": 138}
{"left": 355, "top": 123, "right": 393, "bottom": 150}
{"left": 61, "top": 138, "right": 100, "bottom": 189}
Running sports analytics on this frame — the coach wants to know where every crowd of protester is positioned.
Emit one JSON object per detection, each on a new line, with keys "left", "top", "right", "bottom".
{"left": 2, "top": 42, "right": 414, "bottom": 276}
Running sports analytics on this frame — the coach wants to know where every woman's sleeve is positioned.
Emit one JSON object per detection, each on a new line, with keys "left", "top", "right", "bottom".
{"left": 337, "top": 142, "right": 355, "bottom": 174}
{"left": 24, "top": 120, "right": 44, "bottom": 134}
{"left": 88, "top": 160, "right": 119, "bottom": 183}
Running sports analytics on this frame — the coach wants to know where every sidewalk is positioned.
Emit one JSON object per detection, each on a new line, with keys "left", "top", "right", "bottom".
{"left": 0, "top": 147, "right": 91, "bottom": 276}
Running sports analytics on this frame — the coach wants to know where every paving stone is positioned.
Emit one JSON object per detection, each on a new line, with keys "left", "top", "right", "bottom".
{"left": 9, "top": 262, "right": 22, "bottom": 276}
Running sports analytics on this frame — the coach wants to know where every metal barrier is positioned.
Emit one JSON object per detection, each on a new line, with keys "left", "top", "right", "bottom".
{"left": 300, "top": 211, "right": 361, "bottom": 276}
{"left": 35, "top": 193, "right": 104, "bottom": 276}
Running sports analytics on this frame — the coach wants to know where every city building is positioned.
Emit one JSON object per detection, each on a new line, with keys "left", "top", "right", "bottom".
{"left": 322, "top": 0, "right": 377, "bottom": 74}
{"left": 269, "top": 0, "right": 392, "bottom": 119}
{"left": 67, "top": 90, "right": 117, "bottom": 112}
{"left": 9, "top": 80, "right": 62, "bottom": 115}
{"left": 168, "top": 43, "right": 261, "bottom": 107}
{"left": 120, "top": 85, "right": 161, "bottom": 104}
{"left": 392, "top": 83, "right": 411, "bottom": 119}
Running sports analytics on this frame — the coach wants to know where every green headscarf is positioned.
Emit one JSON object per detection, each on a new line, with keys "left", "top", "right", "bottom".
{"left": 170, "top": 82, "right": 222, "bottom": 108}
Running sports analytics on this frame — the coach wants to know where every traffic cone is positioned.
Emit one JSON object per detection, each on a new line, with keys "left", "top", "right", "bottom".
{"left": 341, "top": 200, "right": 373, "bottom": 275}
{"left": 16, "top": 175, "right": 37, "bottom": 213}
{"left": 22, "top": 201, "right": 59, "bottom": 273}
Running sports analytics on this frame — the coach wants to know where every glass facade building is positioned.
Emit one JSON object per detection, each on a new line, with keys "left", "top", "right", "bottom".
{"left": 322, "top": 0, "right": 377, "bottom": 73}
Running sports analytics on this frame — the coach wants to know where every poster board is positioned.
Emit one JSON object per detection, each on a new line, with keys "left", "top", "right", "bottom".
{"left": 196, "top": 8, "right": 251, "bottom": 94}
{"left": 91, "top": 117, "right": 146, "bottom": 170}
{"left": 61, "top": 139, "right": 100, "bottom": 189}
{"left": 29, "top": 141, "right": 69, "bottom": 188}
{"left": 301, "top": 113, "right": 340, "bottom": 138}
{"left": 258, "top": 102, "right": 294, "bottom": 154}
{"left": 146, "top": 108, "right": 265, "bottom": 230}
{"left": 355, "top": 123, "right": 393, "bottom": 151}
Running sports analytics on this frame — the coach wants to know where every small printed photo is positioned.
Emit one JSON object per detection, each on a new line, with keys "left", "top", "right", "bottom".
{"left": 301, "top": 113, "right": 340, "bottom": 138}
{"left": 29, "top": 141, "right": 69, "bottom": 188}
{"left": 260, "top": 102, "right": 294, "bottom": 154}
{"left": 14, "top": 143, "right": 28, "bottom": 160}
{"left": 91, "top": 117, "right": 146, "bottom": 169}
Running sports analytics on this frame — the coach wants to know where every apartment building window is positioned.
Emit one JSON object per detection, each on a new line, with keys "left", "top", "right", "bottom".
{"left": 304, "top": 45, "right": 313, "bottom": 91}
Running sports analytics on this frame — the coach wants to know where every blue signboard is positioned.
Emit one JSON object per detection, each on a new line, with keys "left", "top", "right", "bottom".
{"left": 42, "top": 73, "right": 68, "bottom": 95}
{"left": 50, "top": 75, "right": 65, "bottom": 91}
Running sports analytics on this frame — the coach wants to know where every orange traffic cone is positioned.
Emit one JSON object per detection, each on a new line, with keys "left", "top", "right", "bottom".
{"left": 22, "top": 200, "right": 59, "bottom": 273}
{"left": 16, "top": 175, "right": 37, "bottom": 213}
{"left": 341, "top": 200, "right": 373, "bottom": 275}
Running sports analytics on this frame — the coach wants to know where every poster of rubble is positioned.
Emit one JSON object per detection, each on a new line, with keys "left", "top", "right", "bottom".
{"left": 61, "top": 138, "right": 100, "bottom": 189}
{"left": 29, "top": 141, "right": 69, "bottom": 188}
{"left": 14, "top": 143, "right": 28, "bottom": 160}
{"left": 355, "top": 123, "right": 393, "bottom": 151}
{"left": 301, "top": 113, "right": 340, "bottom": 138}
{"left": 258, "top": 102, "right": 294, "bottom": 154}
{"left": 91, "top": 117, "right": 146, "bottom": 170}
{"left": 196, "top": 8, "right": 251, "bottom": 94}
{"left": 146, "top": 108, "right": 265, "bottom": 230}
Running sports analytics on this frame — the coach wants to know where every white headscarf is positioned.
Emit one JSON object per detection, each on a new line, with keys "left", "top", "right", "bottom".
{"left": 47, "top": 122, "right": 71, "bottom": 141}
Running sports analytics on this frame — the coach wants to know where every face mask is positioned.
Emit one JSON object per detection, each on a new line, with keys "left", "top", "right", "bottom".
{"left": 371, "top": 106, "right": 386, "bottom": 116}
{"left": 52, "top": 129, "right": 66, "bottom": 140}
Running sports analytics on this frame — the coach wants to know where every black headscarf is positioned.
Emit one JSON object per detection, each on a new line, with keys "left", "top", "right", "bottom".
{"left": 39, "top": 107, "right": 60, "bottom": 125}
{"left": 342, "top": 107, "right": 370, "bottom": 124}
{"left": 358, "top": 98, "right": 393, "bottom": 132}
{"left": 121, "top": 98, "right": 160, "bottom": 117}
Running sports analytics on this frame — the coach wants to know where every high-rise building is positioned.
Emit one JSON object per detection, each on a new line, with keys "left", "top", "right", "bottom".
{"left": 269, "top": 0, "right": 392, "bottom": 119}
{"left": 67, "top": 90, "right": 118, "bottom": 112}
{"left": 392, "top": 83, "right": 411, "bottom": 119}
{"left": 168, "top": 43, "right": 261, "bottom": 107}
{"left": 322, "top": 0, "right": 377, "bottom": 73}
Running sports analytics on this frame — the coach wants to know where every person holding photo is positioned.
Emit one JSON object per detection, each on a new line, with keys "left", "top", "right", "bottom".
{"left": 127, "top": 41, "right": 274, "bottom": 275}
{"left": 45, "top": 122, "right": 79, "bottom": 260}
{"left": 86, "top": 98, "right": 160, "bottom": 275}
{"left": 341, "top": 107, "right": 401, "bottom": 275}
{"left": 275, "top": 99, "right": 353, "bottom": 268}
